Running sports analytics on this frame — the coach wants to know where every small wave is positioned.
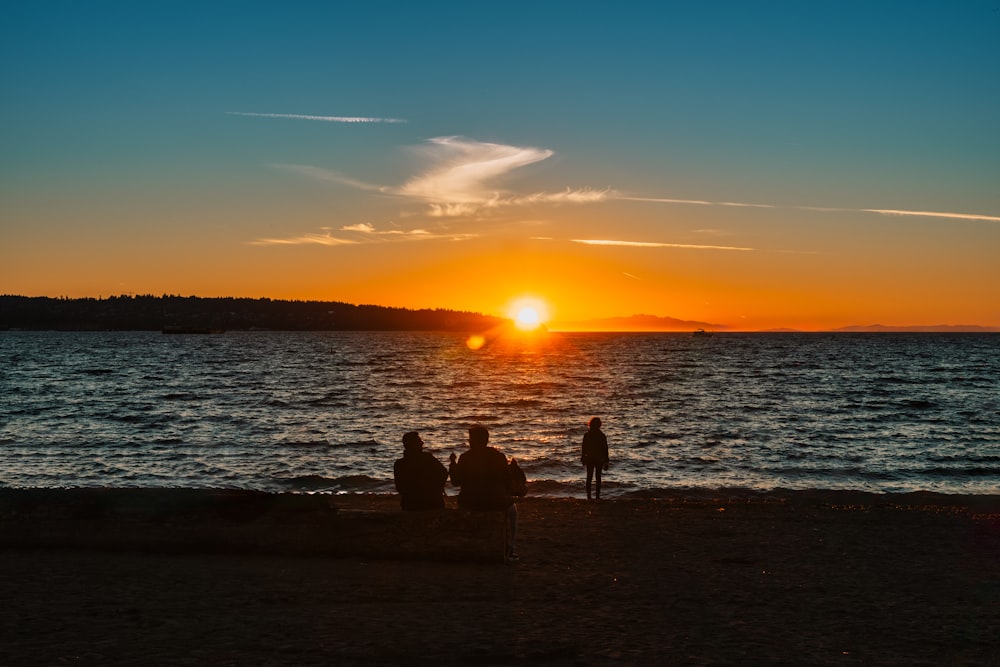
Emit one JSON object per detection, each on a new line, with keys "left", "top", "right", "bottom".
{"left": 455, "top": 414, "right": 499, "bottom": 423}
{"left": 631, "top": 440, "right": 659, "bottom": 449}
{"left": 878, "top": 375, "right": 921, "bottom": 385}
{"left": 278, "top": 474, "right": 387, "bottom": 492}
{"left": 279, "top": 474, "right": 339, "bottom": 489}
{"left": 162, "top": 393, "right": 200, "bottom": 401}
{"left": 682, "top": 456, "right": 721, "bottom": 465}
{"left": 517, "top": 458, "right": 576, "bottom": 475}
{"left": 278, "top": 439, "right": 331, "bottom": 448}
{"left": 916, "top": 466, "right": 1000, "bottom": 478}
{"left": 114, "top": 413, "right": 153, "bottom": 424}
{"left": 332, "top": 439, "right": 380, "bottom": 448}
{"left": 386, "top": 380, "right": 431, "bottom": 388}
{"left": 486, "top": 399, "right": 545, "bottom": 408}
{"left": 306, "top": 397, "right": 350, "bottom": 407}
{"left": 927, "top": 454, "right": 1000, "bottom": 463}
{"left": 524, "top": 479, "right": 584, "bottom": 497}
{"left": 80, "top": 368, "right": 115, "bottom": 375}
{"left": 517, "top": 381, "right": 567, "bottom": 392}
{"left": 903, "top": 399, "right": 936, "bottom": 410}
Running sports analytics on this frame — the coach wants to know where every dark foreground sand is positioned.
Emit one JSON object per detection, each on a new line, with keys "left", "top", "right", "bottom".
{"left": 2, "top": 489, "right": 998, "bottom": 666}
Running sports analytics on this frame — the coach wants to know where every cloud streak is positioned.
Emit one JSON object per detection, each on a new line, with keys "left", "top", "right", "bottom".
{"left": 399, "top": 136, "right": 553, "bottom": 206}
{"left": 265, "top": 135, "right": 1000, "bottom": 225}
{"left": 249, "top": 228, "right": 357, "bottom": 246}
{"left": 572, "top": 239, "right": 754, "bottom": 251}
{"left": 862, "top": 208, "right": 1000, "bottom": 222}
{"left": 227, "top": 111, "right": 407, "bottom": 124}
{"left": 278, "top": 136, "right": 608, "bottom": 217}
{"left": 623, "top": 196, "right": 999, "bottom": 223}
{"left": 249, "top": 223, "right": 473, "bottom": 246}
{"left": 271, "top": 164, "right": 387, "bottom": 192}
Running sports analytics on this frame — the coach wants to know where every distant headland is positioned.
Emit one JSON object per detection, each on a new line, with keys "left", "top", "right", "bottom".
{"left": 0, "top": 295, "right": 505, "bottom": 332}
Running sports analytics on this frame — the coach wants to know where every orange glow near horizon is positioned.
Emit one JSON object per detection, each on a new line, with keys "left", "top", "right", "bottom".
{"left": 4, "top": 219, "right": 998, "bottom": 332}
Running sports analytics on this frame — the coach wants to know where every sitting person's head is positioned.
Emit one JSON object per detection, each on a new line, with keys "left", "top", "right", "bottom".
{"left": 589, "top": 417, "right": 602, "bottom": 430}
{"left": 402, "top": 431, "right": 423, "bottom": 454}
{"left": 468, "top": 425, "right": 490, "bottom": 448}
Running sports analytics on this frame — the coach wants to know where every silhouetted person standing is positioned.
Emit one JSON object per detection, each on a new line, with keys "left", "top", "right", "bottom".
{"left": 449, "top": 425, "right": 518, "bottom": 560}
{"left": 394, "top": 431, "right": 448, "bottom": 510}
{"left": 582, "top": 417, "right": 610, "bottom": 500}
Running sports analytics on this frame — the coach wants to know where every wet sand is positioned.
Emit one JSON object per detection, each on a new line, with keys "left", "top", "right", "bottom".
{"left": 2, "top": 490, "right": 998, "bottom": 665}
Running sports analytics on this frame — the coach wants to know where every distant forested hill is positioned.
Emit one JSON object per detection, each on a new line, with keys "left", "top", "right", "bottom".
{"left": 0, "top": 295, "right": 506, "bottom": 332}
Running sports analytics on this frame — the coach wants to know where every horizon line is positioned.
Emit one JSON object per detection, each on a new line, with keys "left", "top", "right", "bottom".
{"left": 1, "top": 295, "right": 997, "bottom": 332}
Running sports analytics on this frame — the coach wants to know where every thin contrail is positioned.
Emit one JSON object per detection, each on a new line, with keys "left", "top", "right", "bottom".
{"left": 227, "top": 111, "right": 407, "bottom": 124}
{"left": 572, "top": 239, "right": 753, "bottom": 251}
{"left": 621, "top": 196, "right": 999, "bottom": 223}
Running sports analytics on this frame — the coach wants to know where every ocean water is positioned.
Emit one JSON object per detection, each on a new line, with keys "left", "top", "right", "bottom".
{"left": 1, "top": 331, "right": 998, "bottom": 497}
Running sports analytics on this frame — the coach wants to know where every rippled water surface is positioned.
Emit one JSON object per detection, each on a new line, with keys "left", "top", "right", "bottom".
{"left": 1, "top": 331, "right": 998, "bottom": 496}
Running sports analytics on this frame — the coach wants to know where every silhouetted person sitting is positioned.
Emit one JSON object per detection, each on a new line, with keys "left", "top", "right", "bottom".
{"left": 582, "top": 417, "right": 610, "bottom": 500}
{"left": 394, "top": 431, "right": 448, "bottom": 511}
{"left": 449, "top": 425, "right": 518, "bottom": 560}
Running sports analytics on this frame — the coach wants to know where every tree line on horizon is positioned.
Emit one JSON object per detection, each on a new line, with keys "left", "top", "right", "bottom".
{"left": 0, "top": 295, "right": 506, "bottom": 332}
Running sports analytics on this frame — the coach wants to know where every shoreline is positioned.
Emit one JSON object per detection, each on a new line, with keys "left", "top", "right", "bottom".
{"left": 2, "top": 489, "right": 998, "bottom": 665}
{"left": 3, "top": 484, "right": 999, "bottom": 505}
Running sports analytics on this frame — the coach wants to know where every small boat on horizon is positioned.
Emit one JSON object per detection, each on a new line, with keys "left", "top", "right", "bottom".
{"left": 693, "top": 329, "right": 713, "bottom": 337}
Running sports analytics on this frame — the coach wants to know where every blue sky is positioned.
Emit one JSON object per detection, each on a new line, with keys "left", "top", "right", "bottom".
{"left": 2, "top": 2, "right": 999, "bottom": 328}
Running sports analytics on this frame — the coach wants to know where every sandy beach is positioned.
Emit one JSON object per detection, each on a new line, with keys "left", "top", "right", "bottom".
{"left": 2, "top": 489, "right": 998, "bottom": 666}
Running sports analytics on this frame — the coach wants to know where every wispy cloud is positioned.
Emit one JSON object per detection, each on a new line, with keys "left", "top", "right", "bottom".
{"left": 227, "top": 111, "right": 407, "bottom": 124}
{"left": 343, "top": 222, "right": 434, "bottom": 237}
{"left": 249, "top": 228, "right": 357, "bottom": 246}
{"left": 249, "top": 222, "right": 472, "bottom": 246}
{"left": 265, "top": 133, "right": 1000, "bottom": 225}
{"left": 289, "top": 136, "right": 607, "bottom": 217}
{"left": 624, "top": 196, "right": 999, "bottom": 222}
{"left": 400, "top": 136, "right": 553, "bottom": 205}
{"left": 271, "top": 164, "right": 386, "bottom": 192}
{"left": 620, "top": 195, "right": 774, "bottom": 208}
{"left": 623, "top": 196, "right": 716, "bottom": 206}
{"left": 509, "top": 188, "right": 614, "bottom": 206}
{"left": 862, "top": 208, "right": 1000, "bottom": 222}
{"left": 572, "top": 239, "right": 754, "bottom": 251}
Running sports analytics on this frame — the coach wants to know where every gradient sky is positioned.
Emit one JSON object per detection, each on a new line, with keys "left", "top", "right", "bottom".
{"left": 3, "top": 1, "right": 999, "bottom": 330}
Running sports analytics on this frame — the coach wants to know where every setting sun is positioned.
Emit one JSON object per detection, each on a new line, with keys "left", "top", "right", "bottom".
{"left": 509, "top": 297, "right": 550, "bottom": 331}
{"left": 516, "top": 307, "right": 540, "bottom": 328}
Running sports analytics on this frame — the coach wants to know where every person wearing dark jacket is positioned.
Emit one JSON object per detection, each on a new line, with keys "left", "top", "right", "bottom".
{"left": 393, "top": 431, "right": 448, "bottom": 510}
{"left": 449, "top": 425, "right": 518, "bottom": 560}
{"left": 581, "top": 417, "right": 610, "bottom": 500}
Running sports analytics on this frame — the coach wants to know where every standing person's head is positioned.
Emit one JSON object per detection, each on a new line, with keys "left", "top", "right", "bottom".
{"left": 589, "top": 417, "right": 602, "bottom": 430}
{"left": 402, "top": 431, "right": 423, "bottom": 454}
{"left": 468, "top": 425, "right": 490, "bottom": 448}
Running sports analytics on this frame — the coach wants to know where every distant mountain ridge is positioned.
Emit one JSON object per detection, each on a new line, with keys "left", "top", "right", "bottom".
{"left": 554, "top": 316, "right": 999, "bottom": 333}
{"left": 832, "top": 324, "right": 1000, "bottom": 333}
{"left": 551, "top": 313, "right": 725, "bottom": 332}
